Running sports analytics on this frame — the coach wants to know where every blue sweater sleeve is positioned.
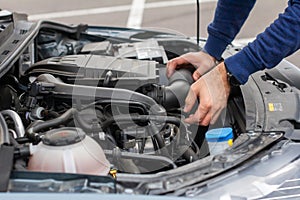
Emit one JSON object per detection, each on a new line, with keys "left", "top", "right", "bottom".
{"left": 204, "top": 0, "right": 256, "bottom": 60}
{"left": 225, "top": 0, "right": 300, "bottom": 84}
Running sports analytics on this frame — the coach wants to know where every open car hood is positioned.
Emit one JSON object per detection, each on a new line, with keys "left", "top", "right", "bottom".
{"left": 0, "top": 10, "right": 300, "bottom": 199}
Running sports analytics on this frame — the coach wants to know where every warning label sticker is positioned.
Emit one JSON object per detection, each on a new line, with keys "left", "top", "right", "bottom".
{"left": 268, "top": 103, "right": 283, "bottom": 112}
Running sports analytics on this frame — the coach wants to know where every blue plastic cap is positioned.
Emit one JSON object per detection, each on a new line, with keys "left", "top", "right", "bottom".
{"left": 205, "top": 128, "right": 233, "bottom": 142}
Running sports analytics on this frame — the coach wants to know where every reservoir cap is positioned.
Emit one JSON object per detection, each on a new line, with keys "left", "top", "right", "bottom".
{"left": 43, "top": 127, "right": 86, "bottom": 146}
{"left": 205, "top": 127, "right": 233, "bottom": 142}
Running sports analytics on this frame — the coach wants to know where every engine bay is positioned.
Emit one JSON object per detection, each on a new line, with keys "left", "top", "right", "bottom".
{"left": 0, "top": 17, "right": 249, "bottom": 193}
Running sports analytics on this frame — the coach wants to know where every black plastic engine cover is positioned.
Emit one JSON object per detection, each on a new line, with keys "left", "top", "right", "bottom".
{"left": 25, "top": 54, "right": 159, "bottom": 90}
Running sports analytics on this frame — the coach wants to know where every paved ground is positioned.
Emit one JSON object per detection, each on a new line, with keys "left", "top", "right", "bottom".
{"left": 0, "top": 0, "right": 298, "bottom": 65}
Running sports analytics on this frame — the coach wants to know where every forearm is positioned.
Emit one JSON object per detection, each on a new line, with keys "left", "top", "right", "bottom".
{"left": 225, "top": 0, "right": 300, "bottom": 84}
{"left": 204, "top": 0, "right": 256, "bottom": 60}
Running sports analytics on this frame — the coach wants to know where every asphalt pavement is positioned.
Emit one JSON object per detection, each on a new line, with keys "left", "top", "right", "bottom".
{"left": 0, "top": 0, "right": 298, "bottom": 65}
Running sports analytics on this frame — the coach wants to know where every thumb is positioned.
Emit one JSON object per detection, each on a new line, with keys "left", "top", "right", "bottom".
{"left": 166, "top": 57, "right": 189, "bottom": 78}
{"left": 192, "top": 70, "right": 201, "bottom": 81}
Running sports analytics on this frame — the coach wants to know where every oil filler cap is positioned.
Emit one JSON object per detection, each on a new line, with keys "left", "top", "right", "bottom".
{"left": 42, "top": 127, "right": 86, "bottom": 146}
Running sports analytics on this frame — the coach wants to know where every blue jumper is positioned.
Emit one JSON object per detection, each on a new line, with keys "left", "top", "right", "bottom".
{"left": 203, "top": 0, "right": 300, "bottom": 84}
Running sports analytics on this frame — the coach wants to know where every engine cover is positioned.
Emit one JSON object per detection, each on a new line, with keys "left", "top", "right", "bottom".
{"left": 26, "top": 54, "right": 159, "bottom": 90}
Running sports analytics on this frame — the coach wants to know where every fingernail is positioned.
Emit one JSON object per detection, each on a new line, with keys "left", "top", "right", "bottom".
{"left": 193, "top": 73, "right": 200, "bottom": 81}
{"left": 183, "top": 105, "right": 188, "bottom": 112}
{"left": 184, "top": 115, "right": 191, "bottom": 122}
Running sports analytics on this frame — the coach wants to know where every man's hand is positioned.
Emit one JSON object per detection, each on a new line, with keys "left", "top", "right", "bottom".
{"left": 184, "top": 62, "right": 231, "bottom": 126}
{"left": 166, "top": 51, "right": 217, "bottom": 81}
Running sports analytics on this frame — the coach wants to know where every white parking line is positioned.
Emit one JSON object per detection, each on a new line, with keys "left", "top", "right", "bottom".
{"left": 28, "top": 0, "right": 217, "bottom": 21}
{"left": 145, "top": 0, "right": 217, "bottom": 9}
{"left": 127, "top": 0, "right": 146, "bottom": 28}
{"left": 28, "top": 4, "right": 132, "bottom": 21}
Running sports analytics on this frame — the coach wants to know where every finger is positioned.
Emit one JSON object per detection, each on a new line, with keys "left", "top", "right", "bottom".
{"left": 166, "top": 57, "right": 189, "bottom": 77}
{"left": 184, "top": 105, "right": 209, "bottom": 125}
{"left": 166, "top": 61, "right": 176, "bottom": 78}
{"left": 184, "top": 114, "right": 197, "bottom": 124}
{"left": 199, "top": 111, "right": 212, "bottom": 126}
{"left": 184, "top": 110, "right": 202, "bottom": 124}
{"left": 183, "top": 88, "right": 197, "bottom": 113}
{"left": 196, "top": 100, "right": 212, "bottom": 125}
{"left": 192, "top": 70, "right": 201, "bottom": 81}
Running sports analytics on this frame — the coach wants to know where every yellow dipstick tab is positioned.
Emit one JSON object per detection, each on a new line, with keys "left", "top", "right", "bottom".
{"left": 228, "top": 139, "right": 233, "bottom": 147}
{"left": 109, "top": 169, "right": 117, "bottom": 179}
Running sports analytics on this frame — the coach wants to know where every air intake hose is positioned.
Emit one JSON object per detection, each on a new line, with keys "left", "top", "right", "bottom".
{"left": 149, "top": 69, "right": 194, "bottom": 110}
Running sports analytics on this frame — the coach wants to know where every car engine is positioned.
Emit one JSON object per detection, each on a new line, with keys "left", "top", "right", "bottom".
{"left": 0, "top": 16, "right": 246, "bottom": 193}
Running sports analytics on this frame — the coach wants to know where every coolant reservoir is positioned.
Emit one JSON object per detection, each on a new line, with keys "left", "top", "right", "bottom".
{"left": 28, "top": 127, "right": 110, "bottom": 175}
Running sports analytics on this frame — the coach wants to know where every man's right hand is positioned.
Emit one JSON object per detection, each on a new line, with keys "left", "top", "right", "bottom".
{"left": 166, "top": 51, "right": 218, "bottom": 81}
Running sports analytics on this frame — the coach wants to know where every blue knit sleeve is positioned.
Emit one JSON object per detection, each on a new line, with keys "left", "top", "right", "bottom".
{"left": 225, "top": 0, "right": 300, "bottom": 84}
{"left": 204, "top": 0, "right": 256, "bottom": 60}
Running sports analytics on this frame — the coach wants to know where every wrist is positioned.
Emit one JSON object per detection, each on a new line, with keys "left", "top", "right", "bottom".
{"left": 217, "top": 62, "right": 231, "bottom": 95}
{"left": 223, "top": 63, "right": 241, "bottom": 87}
{"left": 201, "top": 48, "right": 223, "bottom": 66}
